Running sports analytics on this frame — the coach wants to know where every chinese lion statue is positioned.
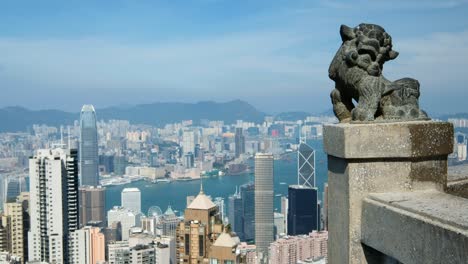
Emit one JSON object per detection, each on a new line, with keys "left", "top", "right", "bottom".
{"left": 328, "top": 23, "right": 428, "bottom": 122}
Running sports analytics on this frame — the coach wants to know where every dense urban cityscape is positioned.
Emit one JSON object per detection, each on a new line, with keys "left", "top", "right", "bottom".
{"left": 1, "top": 1, "right": 468, "bottom": 263}
{"left": 1, "top": 102, "right": 468, "bottom": 263}
{"left": 0, "top": 104, "right": 336, "bottom": 263}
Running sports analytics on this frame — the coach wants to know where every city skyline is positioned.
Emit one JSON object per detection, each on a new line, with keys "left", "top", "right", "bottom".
{"left": 1, "top": 1, "right": 468, "bottom": 114}
{"left": 0, "top": 2, "right": 466, "bottom": 262}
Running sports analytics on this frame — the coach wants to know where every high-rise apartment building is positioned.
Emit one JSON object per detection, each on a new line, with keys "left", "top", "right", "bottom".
{"left": 79, "top": 186, "right": 106, "bottom": 227}
{"left": 254, "top": 153, "right": 274, "bottom": 261}
{"left": 235, "top": 127, "right": 246, "bottom": 157}
{"left": 28, "top": 148, "right": 79, "bottom": 263}
{"left": 121, "top": 188, "right": 141, "bottom": 214}
{"left": 154, "top": 235, "right": 176, "bottom": 264}
{"left": 288, "top": 185, "right": 319, "bottom": 235}
{"left": 108, "top": 240, "right": 161, "bottom": 264}
{"left": 2, "top": 195, "right": 29, "bottom": 263}
{"left": 182, "top": 130, "right": 198, "bottom": 155}
{"left": 80, "top": 105, "right": 99, "bottom": 187}
{"left": 269, "top": 231, "right": 328, "bottom": 264}
{"left": 69, "top": 226, "right": 105, "bottom": 264}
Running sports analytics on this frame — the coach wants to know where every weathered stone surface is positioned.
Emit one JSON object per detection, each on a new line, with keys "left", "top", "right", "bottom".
{"left": 323, "top": 121, "right": 453, "bottom": 159}
{"left": 362, "top": 191, "right": 468, "bottom": 264}
{"left": 325, "top": 121, "right": 454, "bottom": 264}
{"left": 328, "top": 23, "right": 428, "bottom": 122}
{"left": 447, "top": 165, "right": 468, "bottom": 199}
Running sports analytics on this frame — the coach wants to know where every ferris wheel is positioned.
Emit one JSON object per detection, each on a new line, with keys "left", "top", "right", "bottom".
{"left": 147, "top": 206, "right": 163, "bottom": 220}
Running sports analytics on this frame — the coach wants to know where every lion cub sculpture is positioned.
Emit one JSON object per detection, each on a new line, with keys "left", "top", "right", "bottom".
{"left": 328, "top": 23, "right": 428, "bottom": 122}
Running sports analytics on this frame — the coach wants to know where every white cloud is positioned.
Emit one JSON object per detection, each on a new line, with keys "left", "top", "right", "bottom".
{"left": 385, "top": 30, "right": 468, "bottom": 86}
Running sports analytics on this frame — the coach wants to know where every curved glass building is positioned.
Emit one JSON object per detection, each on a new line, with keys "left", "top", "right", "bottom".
{"left": 80, "top": 105, "right": 99, "bottom": 186}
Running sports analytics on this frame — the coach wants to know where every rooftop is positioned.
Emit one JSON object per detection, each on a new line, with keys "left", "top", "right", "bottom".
{"left": 187, "top": 185, "right": 216, "bottom": 210}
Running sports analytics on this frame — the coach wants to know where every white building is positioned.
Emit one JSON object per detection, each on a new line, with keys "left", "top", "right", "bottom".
{"left": 28, "top": 148, "right": 79, "bottom": 263}
{"left": 154, "top": 235, "right": 175, "bottom": 264}
{"left": 274, "top": 212, "right": 286, "bottom": 239}
{"left": 69, "top": 226, "right": 105, "bottom": 264}
{"left": 108, "top": 241, "right": 156, "bottom": 264}
{"left": 108, "top": 206, "right": 142, "bottom": 240}
{"left": 182, "top": 130, "right": 198, "bottom": 155}
{"left": 121, "top": 187, "right": 141, "bottom": 213}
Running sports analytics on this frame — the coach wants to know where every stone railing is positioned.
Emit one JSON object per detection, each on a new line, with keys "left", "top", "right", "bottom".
{"left": 324, "top": 121, "right": 468, "bottom": 264}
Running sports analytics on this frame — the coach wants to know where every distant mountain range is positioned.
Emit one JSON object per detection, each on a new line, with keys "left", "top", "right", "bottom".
{"left": 0, "top": 100, "right": 268, "bottom": 132}
{"left": 0, "top": 100, "right": 465, "bottom": 133}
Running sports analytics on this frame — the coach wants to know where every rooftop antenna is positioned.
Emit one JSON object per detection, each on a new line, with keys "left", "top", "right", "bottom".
{"left": 200, "top": 162, "right": 203, "bottom": 194}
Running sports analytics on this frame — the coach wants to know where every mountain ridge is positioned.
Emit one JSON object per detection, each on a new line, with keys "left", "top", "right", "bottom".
{"left": 0, "top": 100, "right": 266, "bottom": 132}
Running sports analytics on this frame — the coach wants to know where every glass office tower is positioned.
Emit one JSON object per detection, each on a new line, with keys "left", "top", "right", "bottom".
{"left": 80, "top": 105, "right": 99, "bottom": 187}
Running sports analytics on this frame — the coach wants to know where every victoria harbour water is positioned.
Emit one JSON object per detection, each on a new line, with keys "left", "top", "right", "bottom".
{"left": 105, "top": 140, "right": 327, "bottom": 215}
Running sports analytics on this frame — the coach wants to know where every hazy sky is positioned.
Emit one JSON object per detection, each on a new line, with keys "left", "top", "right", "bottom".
{"left": 1, "top": 0, "right": 468, "bottom": 114}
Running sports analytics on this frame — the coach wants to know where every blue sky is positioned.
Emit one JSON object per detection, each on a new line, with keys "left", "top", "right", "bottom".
{"left": 0, "top": 0, "right": 468, "bottom": 115}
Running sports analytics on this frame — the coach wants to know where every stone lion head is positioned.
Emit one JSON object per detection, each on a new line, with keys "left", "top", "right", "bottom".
{"left": 340, "top": 23, "right": 399, "bottom": 76}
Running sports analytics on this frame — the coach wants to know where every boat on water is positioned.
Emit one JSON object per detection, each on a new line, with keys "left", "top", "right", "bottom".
{"left": 279, "top": 182, "right": 287, "bottom": 185}
{"left": 154, "top": 178, "right": 171, "bottom": 183}
{"left": 275, "top": 194, "right": 282, "bottom": 197}
{"left": 101, "top": 177, "right": 132, "bottom": 186}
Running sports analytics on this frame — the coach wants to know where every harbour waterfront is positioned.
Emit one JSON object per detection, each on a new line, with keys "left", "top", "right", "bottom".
{"left": 105, "top": 140, "right": 328, "bottom": 215}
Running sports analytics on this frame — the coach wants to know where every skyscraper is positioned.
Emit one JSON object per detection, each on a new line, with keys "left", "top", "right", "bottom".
{"left": 235, "top": 127, "right": 245, "bottom": 158}
{"left": 228, "top": 188, "right": 244, "bottom": 240}
{"left": 176, "top": 186, "right": 224, "bottom": 263}
{"left": 297, "top": 139, "right": 315, "bottom": 188}
{"left": 240, "top": 182, "right": 255, "bottom": 242}
{"left": 287, "top": 185, "right": 319, "bottom": 235}
{"left": 69, "top": 226, "right": 105, "bottom": 264}
{"left": 182, "top": 130, "right": 197, "bottom": 155}
{"left": 80, "top": 104, "right": 99, "bottom": 187}
{"left": 79, "top": 186, "right": 106, "bottom": 227}
{"left": 287, "top": 138, "right": 320, "bottom": 235}
{"left": 2, "top": 197, "right": 29, "bottom": 263}
{"left": 121, "top": 188, "right": 141, "bottom": 214}
{"left": 160, "top": 206, "right": 180, "bottom": 238}
{"left": 254, "top": 153, "right": 274, "bottom": 261}
{"left": 28, "top": 148, "right": 79, "bottom": 263}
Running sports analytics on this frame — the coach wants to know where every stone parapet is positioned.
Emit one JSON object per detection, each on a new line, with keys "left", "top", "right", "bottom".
{"left": 324, "top": 121, "right": 453, "bottom": 159}
{"left": 324, "top": 121, "right": 455, "bottom": 264}
{"left": 362, "top": 191, "right": 468, "bottom": 263}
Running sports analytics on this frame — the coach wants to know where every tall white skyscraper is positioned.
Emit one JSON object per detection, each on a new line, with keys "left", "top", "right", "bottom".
{"left": 80, "top": 104, "right": 99, "bottom": 187}
{"left": 121, "top": 188, "right": 141, "bottom": 214}
{"left": 254, "top": 153, "right": 274, "bottom": 262}
{"left": 28, "top": 148, "right": 79, "bottom": 263}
